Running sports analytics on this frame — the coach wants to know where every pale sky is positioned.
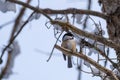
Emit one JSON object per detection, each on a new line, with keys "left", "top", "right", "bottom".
{"left": 0, "top": 0, "right": 106, "bottom": 80}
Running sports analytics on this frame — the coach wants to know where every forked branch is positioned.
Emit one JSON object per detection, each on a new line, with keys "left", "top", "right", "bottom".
{"left": 55, "top": 44, "right": 119, "bottom": 80}
{"left": 8, "top": 0, "right": 108, "bottom": 20}
{"left": 51, "top": 20, "right": 120, "bottom": 51}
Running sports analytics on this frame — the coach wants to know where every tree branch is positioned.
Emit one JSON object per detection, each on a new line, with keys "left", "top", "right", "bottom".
{"left": 0, "top": 3, "right": 27, "bottom": 61}
{"left": 81, "top": 39, "right": 115, "bottom": 65}
{"left": 55, "top": 44, "right": 119, "bottom": 80}
{"left": 0, "top": 0, "right": 31, "bottom": 63}
{"left": 8, "top": 0, "right": 108, "bottom": 20}
{"left": 0, "top": 51, "right": 12, "bottom": 79}
{"left": 51, "top": 20, "right": 120, "bottom": 51}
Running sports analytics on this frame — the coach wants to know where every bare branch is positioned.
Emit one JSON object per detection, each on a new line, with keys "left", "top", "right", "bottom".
{"left": 55, "top": 44, "right": 119, "bottom": 80}
{"left": 51, "top": 20, "right": 120, "bottom": 51}
{"left": 0, "top": 51, "right": 12, "bottom": 79}
{"left": 0, "top": 4, "right": 26, "bottom": 61}
{"left": 47, "top": 31, "right": 63, "bottom": 62}
{"left": 83, "top": 0, "right": 92, "bottom": 29}
{"left": 8, "top": 0, "right": 108, "bottom": 20}
{"left": 8, "top": 0, "right": 53, "bottom": 21}
{"left": 0, "top": 0, "right": 31, "bottom": 63}
{"left": 81, "top": 39, "right": 115, "bottom": 65}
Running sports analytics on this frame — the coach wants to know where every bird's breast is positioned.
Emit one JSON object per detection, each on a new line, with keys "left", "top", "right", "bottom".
{"left": 61, "top": 39, "right": 76, "bottom": 52}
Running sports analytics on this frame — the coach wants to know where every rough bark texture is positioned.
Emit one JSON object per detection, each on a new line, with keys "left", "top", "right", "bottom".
{"left": 100, "top": 0, "right": 120, "bottom": 63}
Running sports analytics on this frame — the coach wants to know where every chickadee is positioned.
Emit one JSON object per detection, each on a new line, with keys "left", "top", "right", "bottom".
{"left": 61, "top": 32, "right": 76, "bottom": 68}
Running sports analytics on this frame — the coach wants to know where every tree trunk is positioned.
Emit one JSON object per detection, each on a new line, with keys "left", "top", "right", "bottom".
{"left": 100, "top": 0, "right": 120, "bottom": 63}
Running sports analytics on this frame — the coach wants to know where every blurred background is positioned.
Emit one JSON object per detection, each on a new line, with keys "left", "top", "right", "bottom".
{"left": 0, "top": 0, "right": 107, "bottom": 80}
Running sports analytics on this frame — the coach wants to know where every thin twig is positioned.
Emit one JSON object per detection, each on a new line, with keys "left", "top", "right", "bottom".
{"left": 77, "top": 59, "right": 82, "bottom": 80}
{"left": 0, "top": 3, "right": 28, "bottom": 60}
{"left": 45, "top": 21, "right": 51, "bottom": 29}
{"left": 83, "top": 0, "right": 92, "bottom": 29}
{"left": 104, "top": 48, "right": 109, "bottom": 67}
{"left": 53, "top": 29, "right": 61, "bottom": 42}
{"left": 77, "top": 65, "right": 92, "bottom": 75}
{"left": 37, "top": 0, "right": 40, "bottom": 8}
{"left": 81, "top": 40, "right": 115, "bottom": 65}
{"left": 0, "top": 3, "right": 33, "bottom": 63}
{"left": 99, "top": 58, "right": 117, "bottom": 61}
{"left": 47, "top": 31, "right": 63, "bottom": 62}
{"left": 0, "top": 51, "right": 12, "bottom": 79}
{"left": 97, "top": 50, "right": 100, "bottom": 63}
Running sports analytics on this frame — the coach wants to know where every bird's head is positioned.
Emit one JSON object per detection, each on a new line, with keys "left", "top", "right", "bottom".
{"left": 62, "top": 32, "right": 74, "bottom": 41}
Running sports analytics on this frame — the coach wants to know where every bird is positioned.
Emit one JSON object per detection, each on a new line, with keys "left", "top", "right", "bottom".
{"left": 61, "top": 32, "right": 76, "bottom": 68}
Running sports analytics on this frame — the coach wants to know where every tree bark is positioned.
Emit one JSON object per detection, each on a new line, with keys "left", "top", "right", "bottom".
{"left": 100, "top": 0, "right": 120, "bottom": 63}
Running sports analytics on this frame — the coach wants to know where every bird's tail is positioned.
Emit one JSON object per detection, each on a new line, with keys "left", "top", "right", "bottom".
{"left": 68, "top": 56, "right": 72, "bottom": 68}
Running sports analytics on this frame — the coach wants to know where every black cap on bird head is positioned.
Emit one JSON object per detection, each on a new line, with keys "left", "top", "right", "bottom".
{"left": 62, "top": 32, "right": 74, "bottom": 41}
